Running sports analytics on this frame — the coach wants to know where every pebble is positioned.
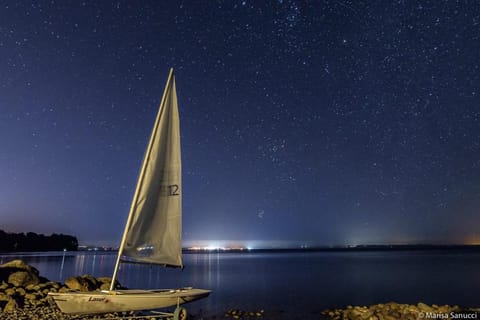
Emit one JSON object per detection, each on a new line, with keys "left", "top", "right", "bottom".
{"left": 321, "top": 302, "right": 478, "bottom": 320}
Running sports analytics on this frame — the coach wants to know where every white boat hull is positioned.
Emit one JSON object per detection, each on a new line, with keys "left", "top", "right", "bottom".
{"left": 48, "top": 288, "right": 210, "bottom": 314}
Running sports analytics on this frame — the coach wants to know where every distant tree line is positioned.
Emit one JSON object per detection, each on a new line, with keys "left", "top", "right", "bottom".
{"left": 0, "top": 230, "right": 78, "bottom": 252}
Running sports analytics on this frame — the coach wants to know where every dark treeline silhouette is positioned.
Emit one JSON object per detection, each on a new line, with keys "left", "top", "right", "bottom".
{"left": 0, "top": 230, "right": 78, "bottom": 252}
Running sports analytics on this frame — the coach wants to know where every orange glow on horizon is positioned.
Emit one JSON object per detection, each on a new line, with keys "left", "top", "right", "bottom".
{"left": 464, "top": 234, "right": 480, "bottom": 245}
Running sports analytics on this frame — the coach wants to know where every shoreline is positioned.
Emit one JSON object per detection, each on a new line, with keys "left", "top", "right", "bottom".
{"left": 1, "top": 259, "right": 478, "bottom": 319}
{"left": 1, "top": 303, "right": 479, "bottom": 320}
{"left": 2, "top": 244, "right": 480, "bottom": 255}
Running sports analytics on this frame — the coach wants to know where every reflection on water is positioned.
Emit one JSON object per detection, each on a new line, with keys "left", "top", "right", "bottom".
{"left": 59, "top": 250, "right": 66, "bottom": 279}
{"left": 1, "top": 250, "right": 480, "bottom": 315}
{"left": 0, "top": 251, "right": 117, "bottom": 284}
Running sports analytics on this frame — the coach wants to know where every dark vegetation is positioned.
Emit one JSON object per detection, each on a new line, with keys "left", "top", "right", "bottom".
{"left": 0, "top": 230, "right": 78, "bottom": 252}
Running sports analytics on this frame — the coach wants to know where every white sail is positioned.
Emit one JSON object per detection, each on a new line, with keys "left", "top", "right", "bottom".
{"left": 49, "top": 69, "right": 210, "bottom": 314}
{"left": 121, "top": 68, "right": 182, "bottom": 267}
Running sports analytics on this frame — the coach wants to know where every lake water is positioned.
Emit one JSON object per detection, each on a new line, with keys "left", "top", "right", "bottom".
{"left": 1, "top": 250, "right": 479, "bottom": 316}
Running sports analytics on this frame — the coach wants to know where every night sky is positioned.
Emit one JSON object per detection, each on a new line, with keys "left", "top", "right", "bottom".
{"left": 1, "top": 1, "right": 480, "bottom": 247}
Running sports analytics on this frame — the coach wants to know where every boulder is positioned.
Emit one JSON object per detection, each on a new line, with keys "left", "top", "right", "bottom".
{"left": 3, "top": 298, "right": 18, "bottom": 312}
{"left": 50, "top": 281, "right": 61, "bottom": 290}
{"left": 81, "top": 274, "right": 99, "bottom": 289}
{"left": 64, "top": 276, "right": 95, "bottom": 292}
{"left": 64, "top": 276, "right": 87, "bottom": 291}
{"left": 100, "top": 283, "right": 111, "bottom": 291}
{"left": 8, "top": 271, "right": 40, "bottom": 287}
{"left": 0, "top": 260, "right": 39, "bottom": 275}
{"left": 0, "top": 260, "right": 41, "bottom": 287}
{"left": 96, "top": 276, "right": 112, "bottom": 284}
{"left": 97, "top": 276, "right": 121, "bottom": 290}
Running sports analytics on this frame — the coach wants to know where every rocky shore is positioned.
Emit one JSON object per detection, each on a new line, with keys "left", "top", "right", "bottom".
{"left": 0, "top": 259, "right": 478, "bottom": 319}
{"left": 322, "top": 303, "right": 479, "bottom": 320}
{"left": 0, "top": 259, "right": 126, "bottom": 319}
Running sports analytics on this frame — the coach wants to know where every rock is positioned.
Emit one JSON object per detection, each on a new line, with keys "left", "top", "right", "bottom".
{"left": 25, "top": 284, "right": 35, "bottom": 291}
{"left": 64, "top": 274, "right": 115, "bottom": 291}
{"left": 388, "top": 311, "right": 401, "bottom": 318}
{"left": 100, "top": 283, "right": 111, "bottom": 291}
{"left": 0, "top": 260, "right": 39, "bottom": 276}
{"left": 62, "top": 274, "right": 111, "bottom": 292}
{"left": 96, "top": 276, "right": 109, "bottom": 283}
{"left": 81, "top": 274, "right": 98, "bottom": 289}
{"left": 354, "top": 309, "right": 373, "bottom": 320}
{"left": 321, "top": 303, "right": 480, "bottom": 320}
{"left": 3, "top": 298, "right": 18, "bottom": 312}
{"left": 97, "top": 276, "right": 121, "bottom": 290}
{"left": 0, "top": 260, "right": 42, "bottom": 290}
{"left": 437, "top": 305, "right": 450, "bottom": 313}
{"left": 405, "top": 305, "right": 419, "bottom": 313}
{"left": 8, "top": 271, "right": 40, "bottom": 287}
{"left": 5, "top": 288, "right": 15, "bottom": 296}
{"left": 0, "top": 281, "right": 8, "bottom": 290}
{"left": 15, "top": 287, "right": 26, "bottom": 296}
{"left": 0, "top": 260, "right": 41, "bottom": 289}
{"left": 44, "top": 281, "right": 60, "bottom": 290}
{"left": 225, "top": 308, "right": 266, "bottom": 319}
{"left": 52, "top": 282, "right": 60, "bottom": 289}
{"left": 64, "top": 276, "right": 91, "bottom": 292}
{"left": 24, "top": 293, "right": 38, "bottom": 301}
{"left": 417, "top": 302, "right": 434, "bottom": 313}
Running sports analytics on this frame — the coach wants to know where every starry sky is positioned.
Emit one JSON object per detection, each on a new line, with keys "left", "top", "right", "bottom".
{"left": 1, "top": 1, "right": 480, "bottom": 247}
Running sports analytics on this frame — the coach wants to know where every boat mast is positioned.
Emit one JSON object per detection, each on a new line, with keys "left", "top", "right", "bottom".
{"left": 109, "top": 68, "right": 175, "bottom": 291}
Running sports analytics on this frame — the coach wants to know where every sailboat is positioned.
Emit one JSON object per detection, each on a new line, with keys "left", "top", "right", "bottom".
{"left": 48, "top": 69, "right": 211, "bottom": 316}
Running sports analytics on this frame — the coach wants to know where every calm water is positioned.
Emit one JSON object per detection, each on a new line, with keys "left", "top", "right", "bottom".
{"left": 1, "top": 250, "right": 479, "bottom": 315}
